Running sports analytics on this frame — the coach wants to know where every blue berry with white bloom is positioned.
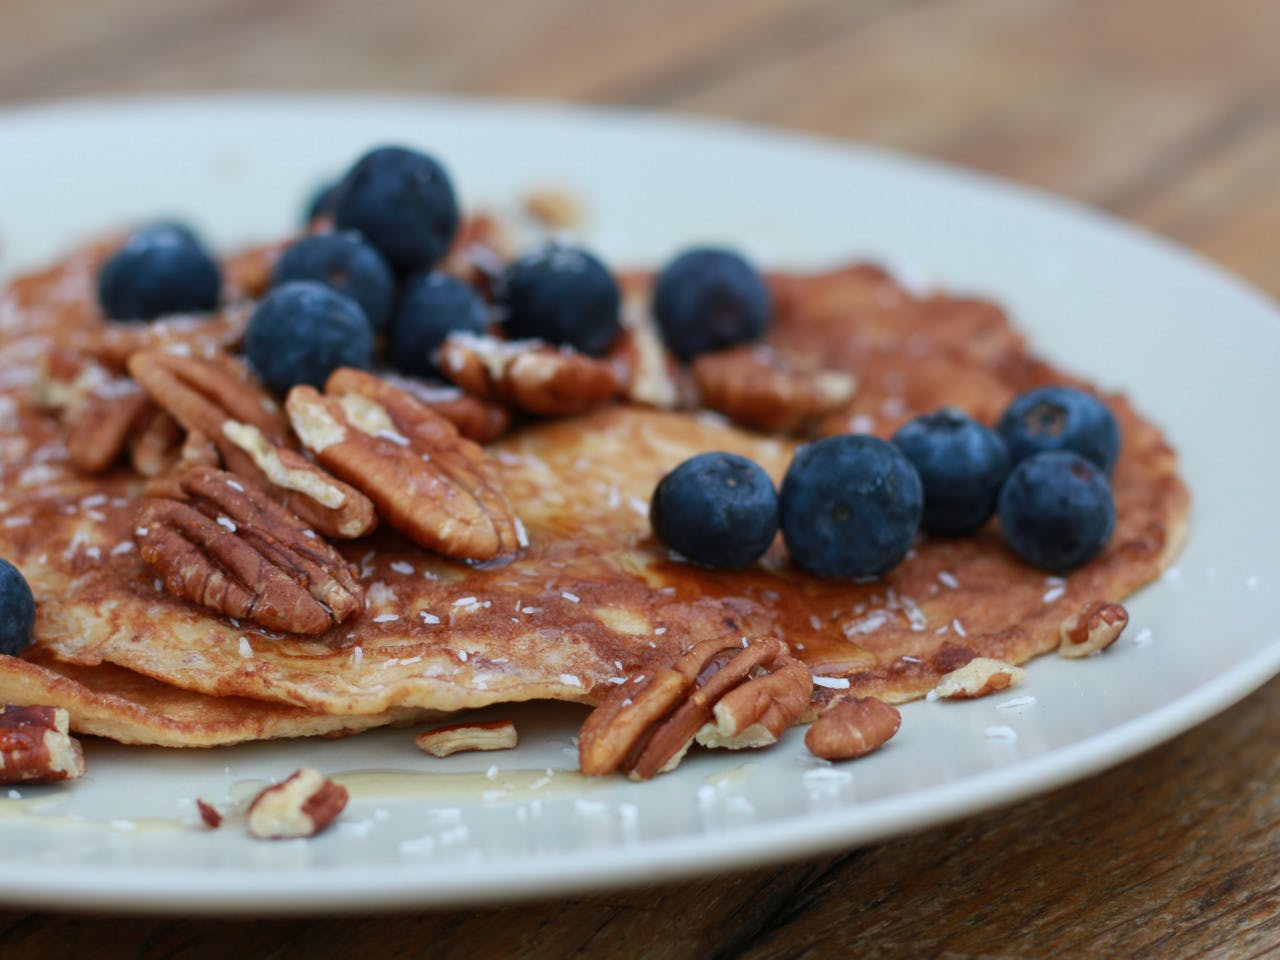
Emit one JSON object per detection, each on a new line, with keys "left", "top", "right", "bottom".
{"left": 272, "top": 232, "right": 395, "bottom": 334}
{"left": 893, "top": 408, "right": 1009, "bottom": 536}
{"left": 998, "top": 451, "right": 1115, "bottom": 572}
{"left": 780, "top": 435, "right": 923, "bottom": 578}
{"left": 97, "top": 223, "right": 221, "bottom": 321}
{"left": 390, "top": 272, "right": 489, "bottom": 379}
{"left": 997, "top": 385, "right": 1120, "bottom": 475}
{"left": 650, "top": 452, "right": 779, "bottom": 570}
{"left": 653, "top": 248, "right": 770, "bottom": 360}
{"left": 245, "top": 282, "right": 373, "bottom": 393}
{"left": 499, "top": 243, "right": 621, "bottom": 356}
{"left": 0, "top": 558, "right": 35, "bottom": 657}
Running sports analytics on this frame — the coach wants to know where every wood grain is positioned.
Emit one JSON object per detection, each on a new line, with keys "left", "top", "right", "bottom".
{"left": 0, "top": 0, "right": 1277, "bottom": 956}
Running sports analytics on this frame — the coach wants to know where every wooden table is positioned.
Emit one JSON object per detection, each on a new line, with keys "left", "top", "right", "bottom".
{"left": 2, "top": 0, "right": 1278, "bottom": 955}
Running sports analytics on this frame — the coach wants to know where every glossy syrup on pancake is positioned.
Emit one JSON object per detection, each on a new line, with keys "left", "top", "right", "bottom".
{"left": 0, "top": 241, "right": 1188, "bottom": 732}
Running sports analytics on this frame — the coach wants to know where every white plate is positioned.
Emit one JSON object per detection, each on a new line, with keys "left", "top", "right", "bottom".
{"left": 1, "top": 95, "right": 1277, "bottom": 914}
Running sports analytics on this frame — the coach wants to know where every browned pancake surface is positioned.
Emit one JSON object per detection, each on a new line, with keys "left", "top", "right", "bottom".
{"left": 0, "top": 244, "right": 1189, "bottom": 724}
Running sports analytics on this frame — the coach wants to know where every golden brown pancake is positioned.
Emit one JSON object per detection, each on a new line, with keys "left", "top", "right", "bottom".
{"left": 0, "top": 240, "right": 1189, "bottom": 737}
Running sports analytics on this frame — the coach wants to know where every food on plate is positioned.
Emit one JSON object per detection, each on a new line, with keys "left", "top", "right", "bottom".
{"left": 0, "top": 143, "right": 1188, "bottom": 792}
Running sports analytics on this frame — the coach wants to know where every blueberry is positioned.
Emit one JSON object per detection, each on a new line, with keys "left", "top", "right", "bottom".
{"left": 652, "top": 248, "right": 770, "bottom": 361}
{"left": 649, "top": 452, "right": 779, "bottom": 570}
{"left": 304, "top": 179, "right": 338, "bottom": 224}
{"left": 97, "top": 223, "right": 221, "bottom": 321}
{"left": 998, "top": 451, "right": 1115, "bottom": 572}
{"left": 245, "top": 282, "right": 373, "bottom": 393}
{"left": 892, "top": 408, "right": 1010, "bottom": 537}
{"left": 997, "top": 385, "right": 1120, "bottom": 475}
{"left": 0, "top": 558, "right": 35, "bottom": 657}
{"left": 389, "top": 272, "right": 489, "bottom": 379}
{"left": 333, "top": 146, "right": 459, "bottom": 275}
{"left": 272, "top": 232, "right": 395, "bottom": 334}
{"left": 499, "top": 243, "right": 621, "bottom": 356}
{"left": 780, "top": 435, "right": 923, "bottom": 579}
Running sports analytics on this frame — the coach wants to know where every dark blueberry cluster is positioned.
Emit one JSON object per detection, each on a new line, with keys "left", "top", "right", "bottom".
{"left": 649, "top": 385, "right": 1120, "bottom": 578}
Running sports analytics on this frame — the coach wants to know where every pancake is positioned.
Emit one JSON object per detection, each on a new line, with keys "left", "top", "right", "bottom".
{"left": 0, "top": 239, "right": 1189, "bottom": 737}
{"left": 0, "top": 649, "right": 431, "bottom": 746}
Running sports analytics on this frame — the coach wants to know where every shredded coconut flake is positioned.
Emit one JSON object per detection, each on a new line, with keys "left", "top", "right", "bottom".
{"left": 938, "top": 571, "right": 959, "bottom": 589}
{"left": 419, "top": 611, "right": 440, "bottom": 625}
{"left": 985, "top": 725, "right": 1018, "bottom": 741}
{"left": 559, "top": 673, "right": 582, "bottom": 687}
{"left": 389, "top": 561, "right": 414, "bottom": 575}
{"left": 237, "top": 637, "right": 253, "bottom": 658}
{"left": 561, "top": 591, "right": 580, "bottom": 603}
{"left": 216, "top": 516, "right": 237, "bottom": 532}
{"left": 952, "top": 618, "right": 967, "bottom": 637}
{"left": 372, "top": 614, "right": 399, "bottom": 623}
{"left": 813, "top": 676, "right": 851, "bottom": 690}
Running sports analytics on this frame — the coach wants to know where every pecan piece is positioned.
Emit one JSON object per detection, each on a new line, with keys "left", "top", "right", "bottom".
{"left": 288, "top": 374, "right": 522, "bottom": 561}
{"left": 0, "top": 705, "right": 86, "bottom": 784}
{"left": 805, "top": 697, "right": 901, "bottom": 761}
{"left": 692, "top": 344, "right": 856, "bottom": 433}
{"left": 578, "top": 637, "right": 813, "bottom": 781}
{"left": 415, "top": 720, "right": 518, "bottom": 757}
{"left": 1059, "top": 601, "right": 1129, "bottom": 658}
{"left": 135, "top": 466, "right": 364, "bottom": 634}
{"left": 70, "top": 306, "right": 252, "bottom": 368}
{"left": 130, "top": 350, "right": 375, "bottom": 538}
{"left": 931, "top": 657, "right": 1026, "bottom": 700}
{"left": 64, "top": 376, "right": 151, "bottom": 474}
{"left": 128, "top": 406, "right": 184, "bottom": 478}
{"left": 246, "top": 768, "right": 347, "bottom": 839}
{"left": 376, "top": 374, "right": 511, "bottom": 443}
{"left": 438, "top": 332, "right": 627, "bottom": 417}
{"left": 523, "top": 187, "right": 584, "bottom": 230}
{"left": 196, "top": 798, "right": 223, "bottom": 829}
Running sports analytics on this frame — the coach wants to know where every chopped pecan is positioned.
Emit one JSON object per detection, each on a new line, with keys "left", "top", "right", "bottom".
{"left": 805, "top": 697, "right": 901, "bottom": 761}
{"left": 377, "top": 374, "right": 511, "bottom": 443}
{"left": 246, "top": 768, "right": 347, "bottom": 839}
{"left": 523, "top": 187, "right": 585, "bottom": 230}
{"left": 415, "top": 719, "right": 518, "bottom": 757}
{"left": 130, "top": 350, "right": 376, "bottom": 538}
{"left": 128, "top": 406, "right": 184, "bottom": 477}
{"left": 931, "top": 657, "right": 1026, "bottom": 700}
{"left": 220, "top": 240, "right": 288, "bottom": 302}
{"left": 692, "top": 344, "right": 856, "bottom": 433}
{"left": 288, "top": 373, "right": 522, "bottom": 561}
{"left": 438, "top": 332, "right": 627, "bottom": 417}
{"left": 63, "top": 375, "right": 152, "bottom": 474}
{"left": 612, "top": 302, "right": 688, "bottom": 409}
{"left": 0, "top": 705, "right": 86, "bottom": 784}
{"left": 70, "top": 305, "right": 252, "bottom": 368}
{"left": 440, "top": 214, "right": 511, "bottom": 295}
{"left": 196, "top": 798, "right": 223, "bottom": 829}
{"left": 578, "top": 637, "right": 813, "bottom": 781}
{"left": 1059, "top": 601, "right": 1129, "bottom": 658}
{"left": 143, "top": 431, "right": 220, "bottom": 499}
{"left": 135, "top": 466, "right": 364, "bottom": 634}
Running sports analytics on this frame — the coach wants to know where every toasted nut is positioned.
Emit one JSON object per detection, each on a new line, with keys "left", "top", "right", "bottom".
{"left": 932, "top": 657, "right": 1026, "bottom": 700}
{"left": 246, "top": 768, "right": 347, "bottom": 839}
{"left": 64, "top": 378, "right": 151, "bottom": 474}
{"left": 612, "top": 301, "right": 687, "bottom": 409}
{"left": 438, "top": 332, "right": 627, "bottom": 417}
{"left": 0, "top": 705, "right": 86, "bottom": 784}
{"left": 377, "top": 374, "right": 511, "bottom": 443}
{"left": 196, "top": 798, "right": 223, "bottom": 829}
{"left": 70, "top": 305, "right": 251, "bottom": 368}
{"left": 692, "top": 344, "right": 855, "bottom": 433}
{"left": 440, "top": 214, "right": 512, "bottom": 295}
{"left": 288, "top": 374, "right": 521, "bottom": 561}
{"left": 415, "top": 720, "right": 518, "bottom": 757}
{"left": 579, "top": 637, "right": 812, "bottom": 781}
{"left": 523, "top": 187, "right": 585, "bottom": 230}
{"left": 135, "top": 466, "right": 364, "bottom": 634}
{"left": 1059, "top": 601, "right": 1129, "bottom": 658}
{"left": 128, "top": 349, "right": 287, "bottom": 442}
{"left": 128, "top": 406, "right": 184, "bottom": 478}
{"left": 142, "top": 431, "right": 220, "bottom": 499}
{"left": 220, "top": 240, "right": 288, "bottom": 302}
{"left": 805, "top": 697, "right": 902, "bottom": 761}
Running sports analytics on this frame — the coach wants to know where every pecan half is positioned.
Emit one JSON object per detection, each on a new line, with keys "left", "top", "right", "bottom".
{"left": 64, "top": 376, "right": 151, "bottom": 474}
{"left": 70, "top": 305, "right": 252, "bottom": 368}
{"left": 0, "top": 705, "right": 86, "bottom": 784}
{"left": 438, "top": 332, "right": 627, "bottom": 417}
{"left": 1059, "top": 601, "right": 1129, "bottom": 658}
{"left": 288, "top": 373, "right": 522, "bottom": 561}
{"left": 135, "top": 466, "right": 364, "bottom": 634}
{"left": 377, "top": 374, "right": 511, "bottom": 443}
{"left": 692, "top": 344, "right": 856, "bottom": 433}
{"left": 130, "top": 350, "right": 375, "bottom": 538}
{"left": 246, "top": 768, "right": 347, "bottom": 839}
{"left": 415, "top": 719, "right": 518, "bottom": 757}
{"left": 931, "top": 657, "right": 1026, "bottom": 700}
{"left": 805, "top": 697, "right": 901, "bottom": 761}
{"left": 578, "top": 637, "right": 813, "bottom": 781}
